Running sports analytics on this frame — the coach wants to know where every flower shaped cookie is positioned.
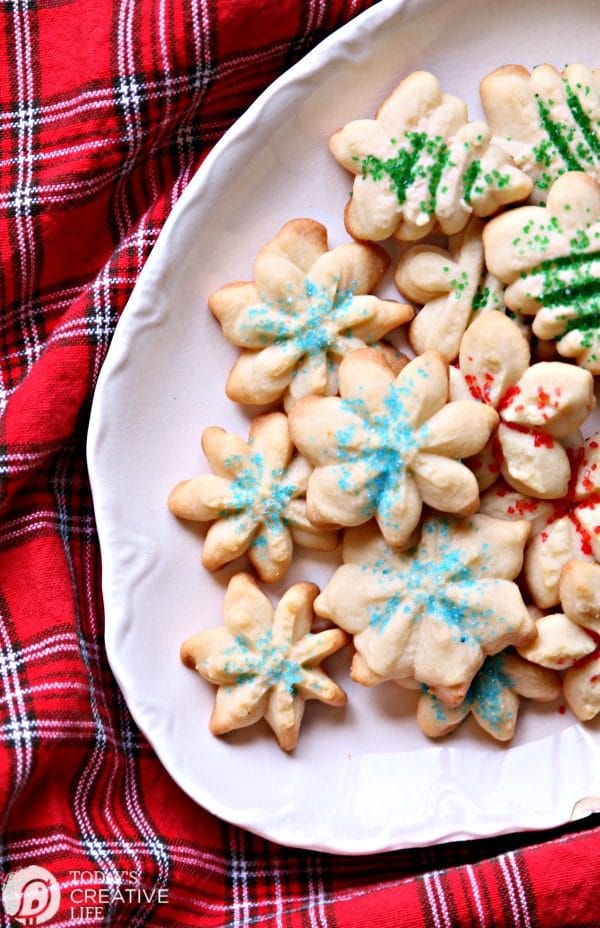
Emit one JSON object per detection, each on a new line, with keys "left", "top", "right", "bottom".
{"left": 289, "top": 348, "right": 498, "bottom": 547}
{"left": 315, "top": 514, "right": 535, "bottom": 707}
{"left": 394, "top": 216, "right": 506, "bottom": 361}
{"left": 208, "top": 218, "right": 413, "bottom": 411}
{"left": 329, "top": 70, "right": 532, "bottom": 242}
{"left": 450, "top": 311, "right": 594, "bottom": 498}
{"left": 181, "top": 574, "right": 348, "bottom": 751}
{"left": 168, "top": 413, "right": 338, "bottom": 583}
{"left": 480, "top": 435, "right": 600, "bottom": 607}
{"left": 483, "top": 172, "right": 600, "bottom": 372}
{"left": 481, "top": 64, "right": 600, "bottom": 202}
{"left": 415, "top": 651, "right": 560, "bottom": 741}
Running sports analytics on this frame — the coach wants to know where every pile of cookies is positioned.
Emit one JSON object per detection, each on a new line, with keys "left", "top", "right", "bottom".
{"left": 170, "top": 64, "right": 600, "bottom": 751}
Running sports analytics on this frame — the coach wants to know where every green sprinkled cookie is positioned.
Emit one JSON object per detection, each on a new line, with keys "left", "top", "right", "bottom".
{"left": 329, "top": 70, "right": 531, "bottom": 242}
{"left": 481, "top": 63, "right": 600, "bottom": 202}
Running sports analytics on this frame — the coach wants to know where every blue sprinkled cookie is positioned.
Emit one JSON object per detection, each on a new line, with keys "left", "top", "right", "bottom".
{"left": 315, "top": 514, "right": 535, "bottom": 707}
{"left": 168, "top": 412, "right": 338, "bottom": 583}
{"left": 208, "top": 218, "right": 413, "bottom": 411}
{"left": 289, "top": 347, "right": 498, "bottom": 548}
{"left": 414, "top": 651, "right": 560, "bottom": 741}
{"left": 181, "top": 573, "right": 348, "bottom": 751}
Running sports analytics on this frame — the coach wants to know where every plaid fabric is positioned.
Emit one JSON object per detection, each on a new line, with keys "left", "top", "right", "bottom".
{"left": 0, "top": 0, "right": 599, "bottom": 925}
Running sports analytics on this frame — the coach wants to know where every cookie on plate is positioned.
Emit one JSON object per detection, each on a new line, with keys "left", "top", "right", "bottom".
{"left": 208, "top": 218, "right": 413, "bottom": 411}
{"left": 289, "top": 348, "right": 498, "bottom": 548}
{"left": 517, "top": 560, "right": 600, "bottom": 721}
{"left": 479, "top": 435, "right": 600, "bottom": 608}
{"left": 481, "top": 63, "right": 600, "bottom": 202}
{"left": 168, "top": 413, "right": 338, "bottom": 583}
{"left": 181, "top": 574, "right": 348, "bottom": 751}
{"left": 315, "top": 514, "right": 535, "bottom": 707}
{"left": 483, "top": 171, "right": 600, "bottom": 372}
{"left": 415, "top": 651, "right": 560, "bottom": 741}
{"left": 395, "top": 216, "right": 510, "bottom": 362}
{"left": 329, "top": 70, "right": 532, "bottom": 242}
{"left": 450, "top": 311, "right": 594, "bottom": 497}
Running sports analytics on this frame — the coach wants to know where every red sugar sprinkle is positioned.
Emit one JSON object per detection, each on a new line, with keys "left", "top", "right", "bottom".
{"left": 499, "top": 385, "right": 521, "bottom": 410}
{"left": 558, "top": 705, "right": 566, "bottom": 715}
{"left": 537, "top": 387, "right": 551, "bottom": 409}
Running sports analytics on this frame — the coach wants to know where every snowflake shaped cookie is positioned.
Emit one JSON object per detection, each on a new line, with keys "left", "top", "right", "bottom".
{"left": 168, "top": 413, "right": 338, "bottom": 583}
{"left": 394, "top": 216, "right": 507, "bottom": 362}
{"left": 480, "top": 435, "right": 600, "bottom": 607}
{"left": 415, "top": 651, "right": 560, "bottom": 741}
{"left": 181, "top": 574, "right": 348, "bottom": 751}
{"left": 329, "top": 70, "right": 532, "bottom": 242}
{"left": 315, "top": 514, "right": 535, "bottom": 707}
{"left": 289, "top": 348, "right": 498, "bottom": 547}
{"left": 450, "top": 311, "right": 594, "bottom": 498}
{"left": 483, "top": 172, "right": 600, "bottom": 372}
{"left": 208, "top": 218, "right": 413, "bottom": 411}
{"left": 481, "top": 64, "right": 600, "bottom": 202}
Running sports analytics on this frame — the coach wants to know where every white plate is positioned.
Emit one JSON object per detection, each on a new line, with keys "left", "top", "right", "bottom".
{"left": 88, "top": 0, "right": 600, "bottom": 853}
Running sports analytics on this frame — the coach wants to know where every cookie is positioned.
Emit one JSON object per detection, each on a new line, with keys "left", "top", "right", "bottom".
{"left": 208, "top": 218, "right": 413, "bottom": 411}
{"left": 481, "top": 64, "right": 600, "bottom": 202}
{"left": 395, "top": 216, "right": 509, "bottom": 361}
{"left": 517, "top": 560, "right": 600, "bottom": 721}
{"left": 450, "top": 311, "right": 594, "bottom": 497}
{"left": 314, "top": 514, "right": 535, "bottom": 707}
{"left": 479, "top": 434, "right": 600, "bottom": 607}
{"left": 483, "top": 171, "right": 600, "bottom": 372}
{"left": 180, "top": 574, "right": 348, "bottom": 751}
{"left": 168, "top": 413, "right": 338, "bottom": 583}
{"left": 289, "top": 348, "right": 498, "bottom": 547}
{"left": 329, "top": 70, "right": 532, "bottom": 242}
{"left": 415, "top": 651, "right": 560, "bottom": 741}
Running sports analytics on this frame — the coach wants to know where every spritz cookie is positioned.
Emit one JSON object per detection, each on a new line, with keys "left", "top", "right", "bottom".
{"left": 450, "top": 311, "right": 594, "bottom": 497}
{"left": 395, "top": 216, "right": 507, "bottom": 362}
{"left": 181, "top": 574, "right": 348, "bottom": 751}
{"left": 517, "top": 560, "right": 600, "bottom": 721}
{"left": 315, "top": 514, "right": 534, "bottom": 707}
{"left": 168, "top": 413, "right": 338, "bottom": 583}
{"left": 208, "top": 218, "right": 413, "bottom": 411}
{"left": 481, "top": 64, "right": 600, "bottom": 202}
{"left": 483, "top": 172, "right": 600, "bottom": 372}
{"left": 415, "top": 651, "right": 560, "bottom": 741}
{"left": 329, "top": 70, "right": 532, "bottom": 242}
{"left": 289, "top": 348, "right": 498, "bottom": 547}
{"left": 480, "top": 434, "right": 600, "bottom": 607}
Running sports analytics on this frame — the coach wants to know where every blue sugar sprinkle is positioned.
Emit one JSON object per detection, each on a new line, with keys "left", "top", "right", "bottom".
{"left": 367, "top": 518, "right": 505, "bottom": 643}
{"left": 219, "top": 453, "right": 296, "bottom": 535}
{"left": 425, "top": 654, "right": 515, "bottom": 730}
{"left": 223, "top": 630, "right": 304, "bottom": 694}
{"left": 239, "top": 275, "right": 364, "bottom": 363}
{"left": 334, "top": 381, "right": 430, "bottom": 529}
{"left": 368, "top": 593, "right": 401, "bottom": 632}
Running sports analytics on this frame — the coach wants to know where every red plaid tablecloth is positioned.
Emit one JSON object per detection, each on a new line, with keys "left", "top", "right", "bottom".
{"left": 0, "top": 0, "right": 599, "bottom": 925}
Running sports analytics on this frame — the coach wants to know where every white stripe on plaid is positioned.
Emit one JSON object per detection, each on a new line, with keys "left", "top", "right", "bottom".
{"left": 507, "top": 851, "right": 532, "bottom": 928}
{"left": 466, "top": 863, "right": 487, "bottom": 926}
{"left": 499, "top": 852, "right": 524, "bottom": 927}
{"left": 0, "top": 610, "right": 35, "bottom": 830}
